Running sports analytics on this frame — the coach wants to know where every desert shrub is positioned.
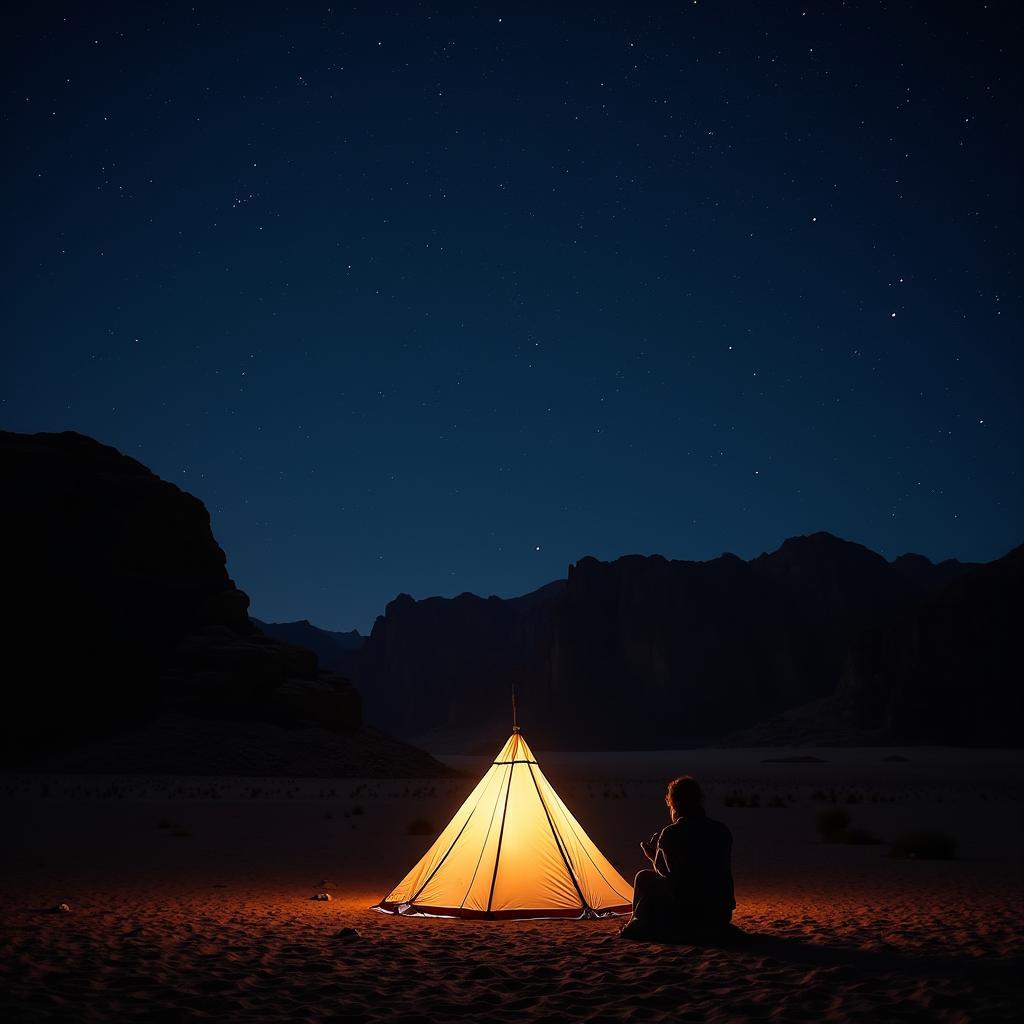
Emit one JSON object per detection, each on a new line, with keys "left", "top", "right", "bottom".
{"left": 816, "top": 809, "right": 851, "bottom": 842}
{"left": 407, "top": 818, "right": 436, "bottom": 836}
{"left": 350, "top": 804, "right": 365, "bottom": 817}
{"left": 889, "top": 832, "right": 957, "bottom": 860}
{"left": 723, "top": 790, "right": 760, "bottom": 808}
{"left": 766, "top": 794, "right": 788, "bottom": 809}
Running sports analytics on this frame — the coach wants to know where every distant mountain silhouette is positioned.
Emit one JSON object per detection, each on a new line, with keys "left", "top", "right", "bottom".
{"left": 0, "top": 431, "right": 448, "bottom": 775}
{"left": 889, "top": 551, "right": 981, "bottom": 592}
{"left": 838, "top": 545, "right": 1022, "bottom": 745}
{"left": 346, "top": 533, "right": 1010, "bottom": 750}
{"left": 8, "top": 430, "right": 1012, "bottom": 759}
{"left": 250, "top": 618, "right": 365, "bottom": 670}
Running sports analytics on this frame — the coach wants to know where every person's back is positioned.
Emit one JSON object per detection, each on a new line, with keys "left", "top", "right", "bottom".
{"left": 622, "top": 774, "right": 735, "bottom": 940}
{"left": 656, "top": 812, "right": 735, "bottom": 922}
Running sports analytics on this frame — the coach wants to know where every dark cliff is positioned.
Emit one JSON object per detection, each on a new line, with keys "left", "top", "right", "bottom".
{"left": 839, "top": 545, "right": 1022, "bottom": 745}
{"left": 0, "top": 431, "right": 364, "bottom": 765}
{"left": 352, "top": 533, "right": 991, "bottom": 749}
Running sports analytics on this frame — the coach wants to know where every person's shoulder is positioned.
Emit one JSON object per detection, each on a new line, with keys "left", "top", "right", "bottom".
{"left": 659, "top": 820, "right": 685, "bottom": 841}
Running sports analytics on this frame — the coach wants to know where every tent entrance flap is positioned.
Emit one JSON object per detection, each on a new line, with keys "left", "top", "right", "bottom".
{"left": 373, "top": 730, "right": 633, "bottom": 921}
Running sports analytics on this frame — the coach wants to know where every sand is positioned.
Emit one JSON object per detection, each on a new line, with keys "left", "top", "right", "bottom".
{"left": 1, "top": 747, "right": 1021, "bottom": 1023}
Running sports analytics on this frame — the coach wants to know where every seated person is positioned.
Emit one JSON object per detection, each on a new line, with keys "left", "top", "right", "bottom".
{"left": 621, "top": 775, "right": 735, "bottom": 940}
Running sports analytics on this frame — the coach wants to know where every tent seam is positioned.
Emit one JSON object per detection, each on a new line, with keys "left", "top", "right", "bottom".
{"left": 548, "top": 794, "right": 633, "bottom": 904}
{"left": 485, "top": 734, "right": 518, "bottom": 914}
{"left": 404, "top": 770, "right": 499, "bottom": 906}
{"left": 458, "top": 759, "right": 513, "bottom": 910}
{"left": 525, "top": 760, "right": 591, "bottom": 913}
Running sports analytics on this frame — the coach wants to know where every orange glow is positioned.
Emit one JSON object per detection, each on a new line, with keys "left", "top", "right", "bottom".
{"left": 374, "top": 732, "right": 634, "bottom": 919}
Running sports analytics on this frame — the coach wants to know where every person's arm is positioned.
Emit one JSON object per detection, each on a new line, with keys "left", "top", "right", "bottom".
{"left": 639, "top": 830, "right": 660, "bottom": 863}
{"left": 639, "top": 840, "right": 654, "bottom": 862}
{"left": 653, "top": 826, "right": 680, "bottom": 878}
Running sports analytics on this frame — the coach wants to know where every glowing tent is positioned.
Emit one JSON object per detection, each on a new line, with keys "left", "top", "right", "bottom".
{"left": 373, "top": 729, "right": 634, "bottom": 919}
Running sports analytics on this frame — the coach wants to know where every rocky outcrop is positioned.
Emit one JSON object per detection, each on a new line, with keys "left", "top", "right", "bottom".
{"left": 0, "top": 430, "right": 360, "bottom": 765}
{"left": 352, "top": 533, "right": 983, "bottom": 750}
{"left": 161, "top": 625, "right": 360, "bottom": 732}
{"left": 838, "top": 545, "right": 1022, "bottom": 745}
{"left": 358, "top": 582, "right": 564, "bottom": 750}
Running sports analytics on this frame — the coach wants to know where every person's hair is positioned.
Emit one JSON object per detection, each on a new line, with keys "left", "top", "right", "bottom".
{"left": 665, "top": 775, "right": 704, "bottom": 820}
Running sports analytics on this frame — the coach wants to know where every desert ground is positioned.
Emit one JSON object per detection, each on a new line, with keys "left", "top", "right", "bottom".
{"left": 1, "top": 746, "right": 1021, "bottom": 1023}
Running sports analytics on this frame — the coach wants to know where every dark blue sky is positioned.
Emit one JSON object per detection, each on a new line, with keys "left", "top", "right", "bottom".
{"left": 5, "top": 3, "right": 1021, "bottom": 631}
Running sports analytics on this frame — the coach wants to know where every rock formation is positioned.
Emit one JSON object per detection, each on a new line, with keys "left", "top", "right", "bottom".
{"left": 349, "top": 533, "right": 1002, "bottom": 749}
{"left": 0, "top": 431, "right": 368, "bottom": 769}
{"left": 8, "top": 429, "right": 1011, "bottom": 759}
{"left": 838, "top": 545, "right": 1022, "bottom": 745}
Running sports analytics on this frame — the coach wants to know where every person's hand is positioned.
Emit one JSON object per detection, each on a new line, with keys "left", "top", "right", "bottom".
{"left": 640, "top": 837, "right": 655, "bottom": 861}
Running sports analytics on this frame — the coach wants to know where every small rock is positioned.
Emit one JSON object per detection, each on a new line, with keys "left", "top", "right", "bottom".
{"left": 335, "top": 926, "right": 360, "bottom": 939}
{"left": 56, "top": 903, "right": 71, "bottom": 913}
{"left": 311, "top": 892, "right": 332, "bottom": 901}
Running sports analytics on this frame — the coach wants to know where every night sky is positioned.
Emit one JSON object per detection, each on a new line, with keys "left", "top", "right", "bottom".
{"left": 4, "top": 3, "right": 1021, "bottom": 632}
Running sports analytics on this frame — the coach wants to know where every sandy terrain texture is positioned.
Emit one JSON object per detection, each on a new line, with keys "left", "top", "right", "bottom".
{"left": 1, "top": 747, "right": 1021, "bottom": 1023}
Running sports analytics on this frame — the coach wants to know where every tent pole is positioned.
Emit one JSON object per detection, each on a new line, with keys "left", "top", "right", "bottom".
{"left": 512, "top": 684, "right": 518, "bottom": 731}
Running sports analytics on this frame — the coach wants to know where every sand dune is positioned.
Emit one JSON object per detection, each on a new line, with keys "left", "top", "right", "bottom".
{"left": 1, "top": 748, "right": 1021, "bottom": 1022}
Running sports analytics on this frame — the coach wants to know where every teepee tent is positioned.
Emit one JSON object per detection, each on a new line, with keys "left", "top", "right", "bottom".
{"left": 373, "top": 729, "right": 633, "bottom": 919}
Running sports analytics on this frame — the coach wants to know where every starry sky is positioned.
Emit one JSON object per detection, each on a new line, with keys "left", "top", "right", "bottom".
{"left": 4, "top": 3, "right": 1022, "bottom": 632}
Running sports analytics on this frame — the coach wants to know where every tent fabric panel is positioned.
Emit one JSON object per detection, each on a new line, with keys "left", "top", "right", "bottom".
{"left": 510, "top": 732, "right": 537, "bottom": 762}
{"left": 488, "top": 761, "right": 582, "bottom": 913}
{"left": 492, "top": 732, "right": 521, "bottom": 763}
{"left": 380, "top": 757, "right": 507, "bottom": 906}
{"left": 536, "top": 771, "right": 635, "bottom": 910}
{"left": 460, "top": 761, "right": 516, "bottom": 913}
{"left": 418, "top": 759, "right": 512, "bottom": 911}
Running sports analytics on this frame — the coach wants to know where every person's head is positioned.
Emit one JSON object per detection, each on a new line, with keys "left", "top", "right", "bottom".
{"left": 665, "top": 775, "right": 704, "bottom": 821}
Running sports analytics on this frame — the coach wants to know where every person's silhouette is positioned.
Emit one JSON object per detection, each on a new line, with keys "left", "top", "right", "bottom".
{"left": 620, "top": 775, "right": 735, "bottom": 941}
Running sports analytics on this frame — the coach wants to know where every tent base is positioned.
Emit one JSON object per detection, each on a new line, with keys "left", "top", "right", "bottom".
{"left": 371, "top": 901, "right": 631, "bottom": 921}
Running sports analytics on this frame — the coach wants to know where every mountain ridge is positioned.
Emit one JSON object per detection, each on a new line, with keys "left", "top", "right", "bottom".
{"left": 335, "top": 532, "right": 1009, "bottom": 751}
